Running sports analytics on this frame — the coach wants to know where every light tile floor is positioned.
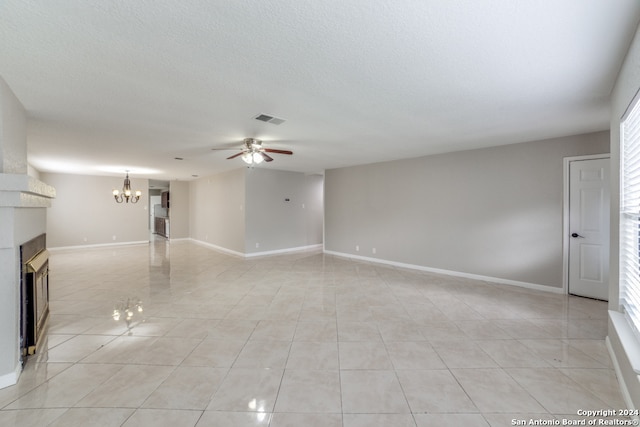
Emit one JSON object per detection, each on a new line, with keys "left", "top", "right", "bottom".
{"left": 0, "top": 239, "right": 630, "bottom": 426}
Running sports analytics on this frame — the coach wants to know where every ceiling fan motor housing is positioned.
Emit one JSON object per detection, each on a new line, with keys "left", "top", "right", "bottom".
{"left": 244, "top": 138, "right": 262, "bottom": 150}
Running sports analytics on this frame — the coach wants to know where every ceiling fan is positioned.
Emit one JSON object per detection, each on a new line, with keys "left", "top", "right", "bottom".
{"left": 213, "top": 138, "right": 293, "bottom": 165}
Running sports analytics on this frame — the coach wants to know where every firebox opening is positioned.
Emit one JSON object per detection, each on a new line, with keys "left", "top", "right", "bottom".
{"left": 19, "top": 234, "right": 49, "bottom": 367}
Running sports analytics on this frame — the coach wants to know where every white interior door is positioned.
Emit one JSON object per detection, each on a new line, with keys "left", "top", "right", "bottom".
{"left": 568, "top": 157, "right": 610, "bottom": 300}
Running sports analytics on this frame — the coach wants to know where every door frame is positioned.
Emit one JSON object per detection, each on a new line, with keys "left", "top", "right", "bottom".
{"left": 562, "top": 153, "right": 611, "bottom": 295}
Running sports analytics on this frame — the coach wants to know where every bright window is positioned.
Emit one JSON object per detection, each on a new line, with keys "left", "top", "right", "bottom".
{"left": 620, "top": 93, "right": 640, "bottom": 339}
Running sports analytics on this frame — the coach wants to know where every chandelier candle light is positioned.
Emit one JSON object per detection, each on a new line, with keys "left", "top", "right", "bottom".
{"left": 113, "top": 171, "right": 141, "bottom": 203}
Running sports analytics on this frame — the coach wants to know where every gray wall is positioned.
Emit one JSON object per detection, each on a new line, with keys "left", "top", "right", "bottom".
{"left": 325, "top": 131, "right": 609, "bottom": 288}
{"left": 41, "top": 173, "right": 149, "bottom": 248}
{"left": 39, "top": 167, "right": 323, "bottom": 254}
{"left": 609, "top": 22, "right": 640, "bottom": 409}
{"left": 305, "top": 174, "right": 324, "bottom": 246}
{"left": 169, "top": 180, "right": 189, "bottom": 240}
{"left": 245, "top": 169, "right": 323, "bottom": 254}
{"left": 189, "top": 168, "right": 246, "bottom": 254}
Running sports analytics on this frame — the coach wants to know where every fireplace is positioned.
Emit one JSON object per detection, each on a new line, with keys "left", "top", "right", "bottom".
{"left": 19, "top": 234, "right": 49, "bottom": 364}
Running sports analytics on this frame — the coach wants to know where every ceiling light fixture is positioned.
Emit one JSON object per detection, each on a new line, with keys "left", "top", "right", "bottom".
{"left": 112, "top": 171, "right": 141, "bottom": 203}
{"left": 242, "top": 151, "right": 264, "bottom": 165}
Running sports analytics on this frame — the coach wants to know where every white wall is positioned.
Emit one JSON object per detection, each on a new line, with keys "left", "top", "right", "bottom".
{"left": 0, "top": 77, "right": 27, "bottom": 175}
{"left": 40, "top": 173, "right": 149, "bottom": 248}
{"left": 325, "top": 131, "right": 609, "bottom": 288}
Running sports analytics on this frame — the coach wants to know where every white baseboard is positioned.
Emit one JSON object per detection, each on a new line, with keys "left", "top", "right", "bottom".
{"left": 190, "top": 239, "right": 245, "bottom": 257}
{"left": 169, "top": 237, "right": 190, "bottom": 243}
{"left": 190, "top": 239, "right": 322, "bottom": 258}
{"left": 323, "top": 250, "right": 564, "bottom": 294}
{"left": 0, "top": 364, "right": 20, "bottom": 390}
{"left": 48, "top": 240, "right": 149, "bottom": 251}
{"left": 245, "top": 244, "right": 323, "bottom": 258}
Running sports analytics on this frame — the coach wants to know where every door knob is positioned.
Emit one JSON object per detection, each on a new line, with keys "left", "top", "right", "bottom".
{"left": 571, "top": 233, "right": 584, "bottom": 238}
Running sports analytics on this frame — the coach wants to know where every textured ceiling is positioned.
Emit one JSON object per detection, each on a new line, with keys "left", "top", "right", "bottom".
{"left": 1, "top": 1, "right": 639, "bottom": 180}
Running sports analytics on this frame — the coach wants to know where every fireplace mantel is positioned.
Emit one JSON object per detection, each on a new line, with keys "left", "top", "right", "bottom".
{"left": 0, "top": 174, "right": 56, "bottom": 208}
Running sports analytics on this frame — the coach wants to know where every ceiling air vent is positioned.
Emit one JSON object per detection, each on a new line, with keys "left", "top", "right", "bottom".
{"left": 254, "top": 114, "right": 286, "bottom": 125}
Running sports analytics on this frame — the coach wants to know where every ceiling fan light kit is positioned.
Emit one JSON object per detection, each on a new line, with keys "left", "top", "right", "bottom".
{"left": 242, "top": 151, "right": 264, "bottom": 165}
{"left": 216, "top": 138, "right": 293, "bottom": 165}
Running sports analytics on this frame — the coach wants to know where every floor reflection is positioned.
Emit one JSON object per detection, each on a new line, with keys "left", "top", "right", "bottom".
{"left": 112, "top": 297, "right": 143, "bottom": 330}
{"left": 149, "top": 234, "right": 171, "bottom": 292}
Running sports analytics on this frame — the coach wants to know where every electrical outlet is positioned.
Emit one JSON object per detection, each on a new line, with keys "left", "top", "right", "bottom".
{"left": 112, "top": 235, "right": 116, "bottom": 241}
{"left": 372, "top": 248, "right": 376, "bottom": 254}
{"left": 256, "top": 242, "right": 260, "bottom": 248}
{"left": 356, "top": 245, "right": 359, "bottom": 252}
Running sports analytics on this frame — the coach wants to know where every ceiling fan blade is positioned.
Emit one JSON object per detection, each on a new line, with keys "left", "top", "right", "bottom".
{"left": 226, "top": 152, "right": 244, "bottom": 160}
{"left": 261, "top": 152, "right": 274, "bottom": 162}
{"left": 263, "top": 148, "right": 293, "bottom": 155}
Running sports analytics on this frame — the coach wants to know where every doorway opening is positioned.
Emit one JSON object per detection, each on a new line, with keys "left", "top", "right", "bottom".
{"left": 149, "top": 180, "right": 170, "bottom": 239}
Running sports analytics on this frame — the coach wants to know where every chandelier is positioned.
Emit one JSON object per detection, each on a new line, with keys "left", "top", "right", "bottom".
{"left": 112, "top": 171, "right": 141, "bottom": 203}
